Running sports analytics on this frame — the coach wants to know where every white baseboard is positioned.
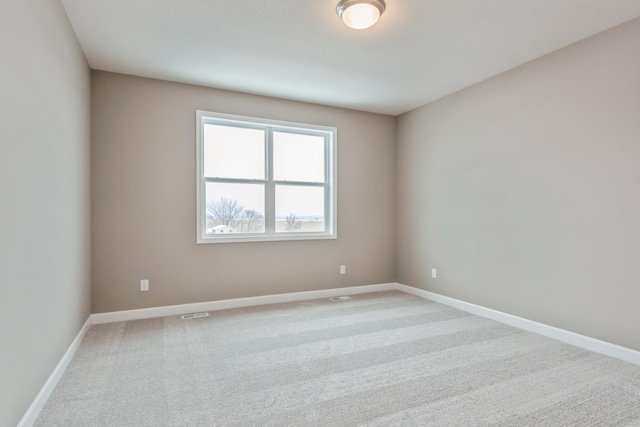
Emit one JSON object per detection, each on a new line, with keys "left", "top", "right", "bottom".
{"left": 394, "top": 283, "right": 640, "bottom": 366}
{"left": 91, "top": 281, "right": 640, "bottom": 366}
{"left": 21, "top": 282, "right": 640, "bottom": 426}
{"left": 17, "top": 316, "right": 93, "bottom": 427}
{"left": 91, "top": 283, "right": 397, "bottom": 324}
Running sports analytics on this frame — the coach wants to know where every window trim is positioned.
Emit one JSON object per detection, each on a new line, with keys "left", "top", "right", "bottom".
{"left": 196, "top": 110, "right": 337, "bottom": 244}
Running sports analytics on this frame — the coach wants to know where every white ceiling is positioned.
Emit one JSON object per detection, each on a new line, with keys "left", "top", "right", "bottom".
{"left": 60, "top": 0, "right": 640, "bottom": 116}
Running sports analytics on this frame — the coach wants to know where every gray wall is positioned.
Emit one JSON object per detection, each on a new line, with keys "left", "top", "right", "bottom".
{"left": 397, "top": 17, "right": 640, "bottom": 351}
{"left": 0, "top": 1, "right": 91, "bottom": 426}
{"left": 91, "top": 71, "right": 396, "bottom": 313}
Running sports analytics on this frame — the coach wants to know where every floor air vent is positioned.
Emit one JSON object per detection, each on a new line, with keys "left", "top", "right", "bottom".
{"left": 329, "top": 296, "right": 352, "bottom": 301}
{"left": 181, "top": 312, "right": 209, "bottom": 320}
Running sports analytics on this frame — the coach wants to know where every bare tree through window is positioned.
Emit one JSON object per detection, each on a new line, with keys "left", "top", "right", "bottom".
{"left": 241, "top": 209, "right": 264, "bottom": 233}
{"left": 285, "top": 213, "right": 302, "bottom": 231}
{"left": 207, "top": 197, "right": 244, "bottom": 227}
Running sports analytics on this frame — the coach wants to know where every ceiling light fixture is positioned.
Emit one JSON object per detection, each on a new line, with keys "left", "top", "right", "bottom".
{"left": 336, "top": 0, "right": 386, "bottom": 30}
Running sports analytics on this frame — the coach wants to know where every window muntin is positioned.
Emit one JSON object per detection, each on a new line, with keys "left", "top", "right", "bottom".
{"left": 196, "top": 111, "right": 336, "bottom": 243}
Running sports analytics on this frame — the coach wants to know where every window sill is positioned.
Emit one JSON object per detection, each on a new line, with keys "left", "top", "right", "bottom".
{"left": 196, "top": 233, "right": 337, "bottom": 244}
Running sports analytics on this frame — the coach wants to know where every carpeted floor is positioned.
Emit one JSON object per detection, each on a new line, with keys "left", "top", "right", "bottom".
{"left": 35, "top": 291, "right": 640, "bottom": 426}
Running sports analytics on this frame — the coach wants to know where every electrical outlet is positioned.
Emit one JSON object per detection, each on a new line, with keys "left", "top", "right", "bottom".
{"left": 140, "top": 279, "right": 149, "bottom": 291}
{"left": 340, "top": 265, "right": 346, "bottom": 275}
{"left": 431, "top": 268, "right": 437, "bottom": 279}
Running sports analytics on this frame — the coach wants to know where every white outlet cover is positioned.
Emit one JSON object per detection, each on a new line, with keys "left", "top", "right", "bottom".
{"left": 431, "top": 268, "right": 437, "bottom": 279}
{"left": 140, "top": 279, "right": 149, "bottom": 291}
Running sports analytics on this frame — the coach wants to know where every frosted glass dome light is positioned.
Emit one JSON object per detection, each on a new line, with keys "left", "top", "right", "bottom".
{"left": 337, "top": 0, "right": 386, "bottom": 30}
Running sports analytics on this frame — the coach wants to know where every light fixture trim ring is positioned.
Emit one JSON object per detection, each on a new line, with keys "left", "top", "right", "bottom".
{"left": 336, "top": 0, "right": 386, "bottom": 26}
{"left": 336, "top": 0, "right": 386, "bottom": 18}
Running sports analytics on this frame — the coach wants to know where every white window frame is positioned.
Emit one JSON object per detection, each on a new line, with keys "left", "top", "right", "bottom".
{"left": 196, "top": 110, "right": 337, "bottom": 244}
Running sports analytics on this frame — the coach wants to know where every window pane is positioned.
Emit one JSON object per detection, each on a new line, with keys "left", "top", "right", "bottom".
{"left": 275, "top": 186, "right": 325, "bottom": 233}
{"left": 273, "top": 132, "right": 325, "bottom": 182}
{"left": 204, "top": 124, "right": 265, "bottom": 179}
{"left": 205, "top": 182, "right": 265, "bottom": 234}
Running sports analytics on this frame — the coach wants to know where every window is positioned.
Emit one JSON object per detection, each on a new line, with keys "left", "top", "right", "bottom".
{"left": 196, "top": 110, "right": 337, "bottom": 244}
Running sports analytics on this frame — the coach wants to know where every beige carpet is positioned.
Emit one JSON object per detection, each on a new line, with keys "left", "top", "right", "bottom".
{"left": 35, "top": 291, "right": 640, "bottom": 426}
